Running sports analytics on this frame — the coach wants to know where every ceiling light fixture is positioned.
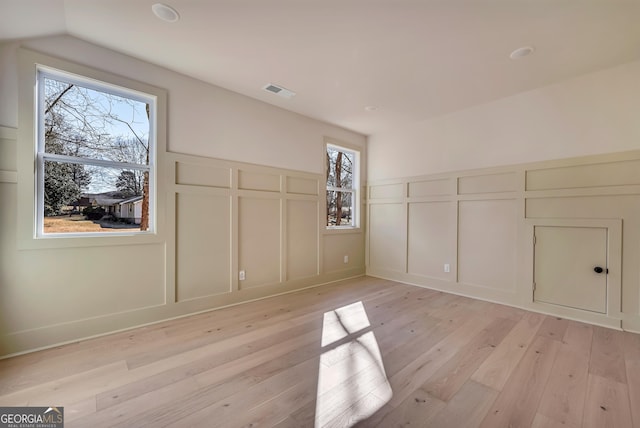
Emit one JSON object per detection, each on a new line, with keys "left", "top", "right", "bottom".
{"left": 509, "top": 46, "right": 535, "bottom": 60}
{"left": 152, "top": 3, "right": 180, "bottom": 23}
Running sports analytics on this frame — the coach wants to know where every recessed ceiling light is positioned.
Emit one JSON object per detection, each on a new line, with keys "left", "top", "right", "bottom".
{"left": 152, "top": 3, "right": 180, "bottom": 23}
{"left": 510, "top": 46, "right": 535, "bottom": 60}
{"left": 364, "top": 105, "right": 378, "bottom": 112}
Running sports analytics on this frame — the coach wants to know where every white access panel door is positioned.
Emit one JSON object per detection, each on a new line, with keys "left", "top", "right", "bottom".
{"left": 534, "top": 226, "right": 607, "bottom": 313}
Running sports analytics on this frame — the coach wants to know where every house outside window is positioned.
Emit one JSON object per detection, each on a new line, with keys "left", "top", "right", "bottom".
{"left": 326, "top": 142, "right": 359, "bottom": 228}
{"left": 36, "top": 66, "right": 156, "bottom": 236}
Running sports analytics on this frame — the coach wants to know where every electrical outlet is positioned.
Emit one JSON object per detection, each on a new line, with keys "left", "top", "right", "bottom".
{"left": 444, "top": 264, "right": 451, "bottom": 273}
{"left": 344, "top": 255, "right": 349, "bottom": 264}
{"left": 239, "top": 270, "right": 246, "bottom": 281}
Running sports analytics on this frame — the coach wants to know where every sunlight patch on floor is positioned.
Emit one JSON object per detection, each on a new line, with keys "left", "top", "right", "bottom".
{"left": 315, "top": 301, "right": 392, "bottom": 427}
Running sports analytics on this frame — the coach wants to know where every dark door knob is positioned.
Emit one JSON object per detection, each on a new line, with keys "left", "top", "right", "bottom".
{"left": 594, "top": 266, "right": 607, "bottom": 274}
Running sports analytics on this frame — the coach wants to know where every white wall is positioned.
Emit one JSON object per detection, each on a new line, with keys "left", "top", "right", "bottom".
{"left": 368, "top": 60, "right": 640, "bottom": 181}
{"left": 0, "top": 35, "right": 366, "bottom": 357}
{"left": 1, "top": 35, "right": 365, "bottom": 174}
{"left": 366, "top": 58, "right": 640, "bottom": 333}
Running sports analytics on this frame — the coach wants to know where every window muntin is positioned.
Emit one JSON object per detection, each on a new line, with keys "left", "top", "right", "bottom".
{"left": 37, "top": 67, "right": 156, "bottom": 236}
{"left": 326, "top": 143, "right": 358, "bottom": 228}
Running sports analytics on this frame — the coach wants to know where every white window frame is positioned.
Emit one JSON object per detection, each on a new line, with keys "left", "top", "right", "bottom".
{"left": 17, "top": 48, "right": 167, "bottom": 249}
{"left": 35, "top": 66, "right": 157, "bottom": 238}
{"left": 325, "top": 141, "right": 360, "bottom": 229}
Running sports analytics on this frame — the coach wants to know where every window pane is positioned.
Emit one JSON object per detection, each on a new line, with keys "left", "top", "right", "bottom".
{"left": 43, "top": 160, "right": 149, "bottom": 234}
{"left": 327, "top": 190, "right": 354, "bottom": 226}
{"left": 326, "top": 146, "right": 354, "bottom": 189}
{"left": 43, "top": 76, "right": 150, "bottom": 165}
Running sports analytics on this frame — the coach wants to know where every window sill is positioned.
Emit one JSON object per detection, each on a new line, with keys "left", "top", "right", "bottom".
{"left": 323, "top": 226, "right": 362, "bottom": 235}
{"left": 17, "top": 230, "right": 164, "bottom": 250}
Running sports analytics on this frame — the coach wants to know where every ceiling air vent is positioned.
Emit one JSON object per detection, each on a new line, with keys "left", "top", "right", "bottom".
{"left": 263, "top": 83, "right": 296, "bottom": 99}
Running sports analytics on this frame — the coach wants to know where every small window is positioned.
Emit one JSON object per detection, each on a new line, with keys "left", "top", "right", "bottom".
{"left": 326, "top": 142, "right": 359, "bottom": 228}
{"left": 36, "top": 66, "right": 156, "bottom": 236}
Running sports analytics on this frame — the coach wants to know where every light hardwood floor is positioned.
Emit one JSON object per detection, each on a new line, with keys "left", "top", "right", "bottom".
{"left": 0, "top": 276, "right": 638, "bottom": 427}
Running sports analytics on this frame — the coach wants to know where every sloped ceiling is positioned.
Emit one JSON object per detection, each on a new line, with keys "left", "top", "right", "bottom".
{"left": 2, "top": 0, "right": 640, "bottom": 135}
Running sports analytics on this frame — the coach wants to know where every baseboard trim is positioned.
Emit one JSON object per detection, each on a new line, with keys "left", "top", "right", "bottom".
{"left": 0, "top": 270, "right": 365, "bottom": 359}
{"left": 366, "top": 272, "right": 625, "bottom": 332}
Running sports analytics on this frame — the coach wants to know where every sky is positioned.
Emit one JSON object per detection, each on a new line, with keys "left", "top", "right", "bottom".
{"left": 45, "top": 75, "right": 151, "bottom": 194}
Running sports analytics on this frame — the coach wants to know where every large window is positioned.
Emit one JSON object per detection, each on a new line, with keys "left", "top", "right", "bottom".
{"left": 36, "top": 66, "right": 156, "bottom": 236}
{"left": 326, "top": 142, "right": 359, "bottom": 228}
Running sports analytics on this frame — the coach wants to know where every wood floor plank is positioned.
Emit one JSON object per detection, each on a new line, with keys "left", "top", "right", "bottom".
{"left": 145, "top": 356, "right": 319, "bottom": 427}
{"left": 623, "top": 331, "right": 640, "bottom": 427}
{"left": 422, "top": 317, "right": 516, "bottom": 401}
{"left": 582, "top": 374, "right": 634, "bottom": 428}
{"left": 288, "top": 399, "right": 317, "bottom": 425}
{"left": 0, "top": 328, "right": 168, "bottom": 396}
{"left": 0, "top": 278, "right": 390, "bottom": 396}
{"left": 95, "top": 319, "right": 321, "bottom": 409}
{"left": 64, "top": 396, "right": 97, "bottom": 423}
{"left": 320, "top": 291, "right": 443, "bottom": 370}
{"left": 373, "top": 313, "right": 441, "bottom": 354}
{"left": 323, "top": 392, "right": 389, "bottom": 428}
{"left": 426, "top": 380, "right": 499, "bottom": 428}
{"left": 218, "top": 371, "right": 319, "bottom": 428}
{"left": 78, "top": 331, "right": 324, "bottom": 427}
{"left": 1, "top": 277, "right": 638, "bottom": 428}
{"left": 536, "top": 339, "right": 590, "bottom": 427}
{"left": 531, "top": 412, "right": 570, "bottom": 428}
{"left": 375, "top": 314, "right": 495, "bottom": 407}
{"left": 355, "top": 387, "right": 445, "bottom": 428}
{"left": 624, "top": 359, "right": 640, "bottom": 428}
{"left": 89, "top": 324, "right": 320, "bottom": 413}
{"left": 469, "top": 299, "right": 525, "bottom": 322}
{"left": 125, "top": 278, "right": 395, "bottom": 369}
{"left": 314, "top": 357, "right": 390, "bottom": 427}
{"left": 624, "top": 330, "right": 640, "bottom": 360}
{"left": 479, "top": 335, "right": 560, "bottom": 428}
{"left": 471, "top": 312, "right": 545, "bottom": 391}
{"left": 376, "top": 309, "right": 479, "bottom": 381}
{"left": 0, "top": 360, "right": 129, "bottom": 407}
{"left": 68, "top": 376, "right": 201, "bottom": 427}
{"left": 589, "top": 326, "right": 627, "bottom": 384}
{"left": 419, "top": 291, "right": 459, "bottom": 312}
{"left": 562, "top": 320, "right": 594, "bottom": 354}
{"left": 426, "top": 294, "right": 479, "bottom": 320}
{"left": 270, "top": 416, "right": 300, "bottom": 428}
{"left": 536, "top": 316, "right": 569, "bottom": 341}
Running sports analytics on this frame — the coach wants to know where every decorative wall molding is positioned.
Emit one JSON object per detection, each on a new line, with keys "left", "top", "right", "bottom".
{"left": 367, "top": 149, "right": 640, "bottom": 332}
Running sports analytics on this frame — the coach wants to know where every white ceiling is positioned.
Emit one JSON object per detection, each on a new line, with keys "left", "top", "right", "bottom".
{"left": 2, "top": 0, "right": 640, "bottom": 135}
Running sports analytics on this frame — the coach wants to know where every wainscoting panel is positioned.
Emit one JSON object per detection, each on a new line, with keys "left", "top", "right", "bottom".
{"left": 526, "top": 159, "right": 640, "bottom": 191}
{"left": 367, "top": 150, "right": 640, "bottom": 333}
{"left": 458, "top": 172, "right": 518, "bottom": 195}
{"left": 169, "top": 152, "right": 363, "bottom": 318}
{"left": 368, "top": 203, "right": 405, "bottom": 272}
{"left": 458, "top": 199, "right": 518, "bottom": 291}
{"left": 407, "top": 201, "right": 455, "bottom": 280}
{"left": 323, "top": 232, "right": 365, "bottom": 274}
{"left": 175, "top": 161, "right": 231, "bottom": 188}
{"left": 369, "top": 183, "right": 404, "bottom": 200}
{"left": 238, "top": 196, "right": 281, "bottom": 289}
{"left": 408, "top": 178, "right": 452, "bottom": 197}
{"left": 0, "top": 126, "right": 17, "bottom": 183}
{"left": 286, "top": 176, "right": 318, "bottom": 196}
{"left": 176, "top": 192, "right": 231, "bottom": 301}
{"left": 238, "top": 169, "right": 281, "bottom": 192}
{"left": 286, "top": 199, "right": 319, "bottom": 281}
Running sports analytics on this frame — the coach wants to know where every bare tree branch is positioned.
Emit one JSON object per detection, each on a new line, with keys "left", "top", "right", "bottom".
{"left": 45, "top": 84, "right": 74, "bottom": 114}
